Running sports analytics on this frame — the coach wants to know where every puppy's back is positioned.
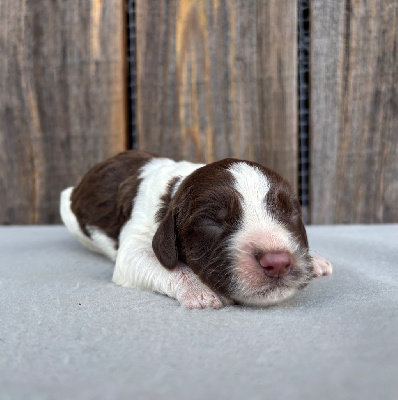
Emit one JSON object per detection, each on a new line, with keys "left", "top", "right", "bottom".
{"left": 60, "top": 150, "right": 154, "bottom": 258}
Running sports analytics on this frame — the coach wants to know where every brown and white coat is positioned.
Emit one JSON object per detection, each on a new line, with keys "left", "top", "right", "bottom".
{"left": 60, "top": 150, "right": 332, "bottom": 309}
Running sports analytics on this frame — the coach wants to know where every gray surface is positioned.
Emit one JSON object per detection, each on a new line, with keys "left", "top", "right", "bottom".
{"left": 0, "top": 225, "right": 397, "bottom": 400}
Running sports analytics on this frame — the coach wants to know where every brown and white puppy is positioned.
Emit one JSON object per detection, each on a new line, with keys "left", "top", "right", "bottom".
{"left": 60, "top": 150, "right": 332, "bottom": 309}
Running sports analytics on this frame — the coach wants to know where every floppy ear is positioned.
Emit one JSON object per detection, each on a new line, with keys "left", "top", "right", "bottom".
{"left": 152, "top": 210, "right": 179, "bottom": 270}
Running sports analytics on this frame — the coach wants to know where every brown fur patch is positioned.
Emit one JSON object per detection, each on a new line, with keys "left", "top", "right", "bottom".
{"left": 71, "top": 150, "right": 154, "bottom": 247}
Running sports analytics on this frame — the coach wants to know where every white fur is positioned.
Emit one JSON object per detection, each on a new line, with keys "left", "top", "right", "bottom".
{"left": 312, "top": 255, "right": 333, "bottom": 277}
{"left": 118, "top": 158, "right": 203, "bottom": 242}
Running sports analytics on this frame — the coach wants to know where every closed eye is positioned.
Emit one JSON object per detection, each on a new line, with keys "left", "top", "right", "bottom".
{"left": 198, "top": 218, "right": 224, "bottom": 237}
{"left": 201, "top": 217, "right": 219, "bottom": 226}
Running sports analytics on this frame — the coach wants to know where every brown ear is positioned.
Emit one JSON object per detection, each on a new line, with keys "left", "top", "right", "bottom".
{"left": 152, "top": 210, "right": 179, "bottom": 270}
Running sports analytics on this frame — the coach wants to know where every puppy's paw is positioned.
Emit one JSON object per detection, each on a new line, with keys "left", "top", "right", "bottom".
{"left": 171, "top": 266, "right": 225, "bottom": 309}
{"left": 312, "top": 255, "right": 333, "bottom": 277}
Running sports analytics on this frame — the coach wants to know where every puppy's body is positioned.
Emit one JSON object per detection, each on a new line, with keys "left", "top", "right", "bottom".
{"left": 61, "top": 150, "right": 332, "bottom": 308}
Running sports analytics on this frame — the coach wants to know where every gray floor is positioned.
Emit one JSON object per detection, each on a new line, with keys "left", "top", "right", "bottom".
{"left": 0, "top": 225, "right": 397, "bottom": 400}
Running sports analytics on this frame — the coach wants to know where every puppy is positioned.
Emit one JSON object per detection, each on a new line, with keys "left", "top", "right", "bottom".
{"left": 60, "top": 150, "right": 332, "bottom": 309}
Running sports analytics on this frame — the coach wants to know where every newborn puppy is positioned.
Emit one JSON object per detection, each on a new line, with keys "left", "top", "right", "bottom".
{"left": 60, "top": 150, "right": 332, "bottom": 309}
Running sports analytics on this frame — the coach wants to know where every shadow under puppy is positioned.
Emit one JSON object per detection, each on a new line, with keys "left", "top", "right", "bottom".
{"left": 60, "top": 150, "right": 332, "bottom": 309}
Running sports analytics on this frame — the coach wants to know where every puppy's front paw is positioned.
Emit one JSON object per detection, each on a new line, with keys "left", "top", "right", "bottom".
{"left": 312, "top": 255, "right": 333, "bottom": 277}
{"left": 171, "top": 266, "right": 225, "bottom": 309}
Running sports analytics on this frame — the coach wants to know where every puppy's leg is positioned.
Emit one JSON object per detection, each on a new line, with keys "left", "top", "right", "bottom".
{"left": 311, "top": 255, "right": 333, "bottom": 277}
{"left": 112, "top": 241, "right": 227, "bottom": 309}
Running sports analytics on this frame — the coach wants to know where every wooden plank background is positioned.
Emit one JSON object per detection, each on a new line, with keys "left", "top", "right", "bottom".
{"left": 310, "top": 0, "right": 398, "bottom": 224}
{"left": 0, "top": 0, "right": 126, "bottom": 224}
{"left": 135, "top": 0, "right": 298, "bottom": 192}
{"left": 1, "top": 0, "right": 397, "bottom": 225}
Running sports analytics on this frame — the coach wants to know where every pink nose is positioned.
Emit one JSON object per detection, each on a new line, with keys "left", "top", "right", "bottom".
{"left": 258, "top": 252, "right": 292, "bottom": 277}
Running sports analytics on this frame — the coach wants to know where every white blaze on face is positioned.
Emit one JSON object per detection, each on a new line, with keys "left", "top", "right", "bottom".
{"left": 227, "top": 162, "right": 302, "bottom": 305}
{"left": 228, "top": 162, "right": 295, "bottom": 254}
{"left": 229, "top": 162, "right": 271, "bottom": 219}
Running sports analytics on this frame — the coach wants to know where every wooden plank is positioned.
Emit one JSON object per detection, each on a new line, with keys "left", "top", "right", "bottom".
{"left": 136, "top": 0, "right": 298, "bottom": 191}
{"left": 310, "top": 0, "right": 398, "bottom": 223}
{"left": 0, "top": 0, "right": 126, "bottom": 224}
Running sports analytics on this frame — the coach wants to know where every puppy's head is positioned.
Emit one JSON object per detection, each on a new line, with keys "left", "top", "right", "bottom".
{"left": 152, "top": 159, "right": 313, "bottom": 306}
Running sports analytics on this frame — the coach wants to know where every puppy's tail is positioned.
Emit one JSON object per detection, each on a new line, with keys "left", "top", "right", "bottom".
{"left": 60, "top": 186, "right": 91, "bottom": 247}
{"left": 60, "top": 187, "right": 89, "bottom": 246}
{"left": 60, "top": 187, "right": 79, "bottom": 235}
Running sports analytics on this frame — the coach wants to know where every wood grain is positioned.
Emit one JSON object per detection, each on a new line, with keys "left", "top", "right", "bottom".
{"left": 136, "top": 0, "right": 298, "bottom": 191}
{"left": 0, "top": 0, "right": 126, "bottom": 224}
{"left": 310, "top": 0, "right": 398, "bottom": 223}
